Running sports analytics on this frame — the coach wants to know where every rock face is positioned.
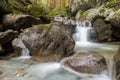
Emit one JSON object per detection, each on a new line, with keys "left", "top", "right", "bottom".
{"left": 62, "top": 52, "right": 107, "bottom": 74}
{"left": 0, "top": 29, "right": 18, "bottom": 45}
{"left": 21, "top": 23, "right": 75, "bottom": 62}
{"left": 2, "top": 14, "right": 42, "bottom": 31}
{"left": 90, "top": 18, "right": 112, "bottom": 42}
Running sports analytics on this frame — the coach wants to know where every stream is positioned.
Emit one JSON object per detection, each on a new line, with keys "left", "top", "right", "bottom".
{"left": 0, "top": 21, "right": 119, "bottom": 80}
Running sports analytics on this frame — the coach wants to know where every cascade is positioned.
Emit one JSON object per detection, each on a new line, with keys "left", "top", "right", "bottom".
{"left": 70, "top": 20, "right": 118, "bottom": 80}
{"left": 72, "top": 20, "right": 92, "bottom": 51}
{"left": 17, "top": 39, "right": 31, "bottom": 59}
{"left": 72, "top": 20, "right": 92, "bottom": 42}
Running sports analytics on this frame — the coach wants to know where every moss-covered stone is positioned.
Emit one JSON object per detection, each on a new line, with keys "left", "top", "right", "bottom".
{"left": 71, "top": 0, "right": 109, "bottom": 16}
{"left": 75, "top": 5, "right": 119, "bottom": 21}
{"left": 105, "top": 0, "right": 118, "bottom": 8}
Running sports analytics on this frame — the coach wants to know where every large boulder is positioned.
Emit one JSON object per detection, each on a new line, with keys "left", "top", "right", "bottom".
{"left": 71, "top": 0, "right": 109, "bottom": 16}
{"left": 90, "top": 18, "right": 112, "bottom": 42}
{"left": 21, "top": 23, "right": 75, "bottom": 62}
{"left": 1, "top": 14, "right": 42, "bottom": 31}
{"left": 61, "top": 51, "right": 107, "bottom": 74}
{"left": 108, "top": 10, "right": 120, "bottom": 40}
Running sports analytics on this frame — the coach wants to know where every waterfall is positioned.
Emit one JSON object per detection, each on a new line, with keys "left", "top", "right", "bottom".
{"left": 13, "top": 38, "right": 31, "bottom": 59}
{"left": 19, "top": 39, "right": 31, "bottom": 59}
{"left": 70, "top": 20, "right": 118, "bottom": 80}
{"left": 72, "top": 20, "right": 92, "bottom": 42}
{"left": 72, "top": 20, "right": 92, "bottom": 51}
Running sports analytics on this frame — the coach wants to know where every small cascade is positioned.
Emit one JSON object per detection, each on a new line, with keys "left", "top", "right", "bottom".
{"left": 20, "top": 46, "right": 31, "bottom": 59}
{"left": 70, "top": 20, "right": 119, "bottom": 80}
{"left": 14, "top": 38, "right": 31, "bottom": 59}
{"left": 106, "top": 57, "right": 115, "bottom": 80}
{"left": 72, "top": 21, "right": 92, "bottom": 42}
{"left": 72, "top": 20, "right": 92, "bottom": 50}
{"left": 20, "top": 40, "right": 31, "bottom": 59}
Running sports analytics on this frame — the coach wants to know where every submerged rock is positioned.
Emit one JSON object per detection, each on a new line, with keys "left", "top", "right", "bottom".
{"left": 2, "top": 14, "right": 42, "bottom": 31}
{"left": 21, "top": 23, "right": 75, "bottom": 62}
{"left": 62, "top": 51, "right": 107, "bottom": 74}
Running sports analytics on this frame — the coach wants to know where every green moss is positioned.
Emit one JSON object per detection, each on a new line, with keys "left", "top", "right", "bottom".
{"left": 99, "top": 8, "right": 105, "bottom": 14}
{"left": 3, "top": 0, "right": 47, "bottom": 17}
{"left": 79, "top": 10, "right": 84, "bottom": 15}
{"left": 4, "top": 4, "right": 13, "bottom": 12}
{"left": 26, "top": 5, "right": 46, "bottom": 17}
{"left": 49, "top": 8, "right": 68, "bottom": 17}
{"left": 105, "top": 0, "right": 117, "bottom": 8}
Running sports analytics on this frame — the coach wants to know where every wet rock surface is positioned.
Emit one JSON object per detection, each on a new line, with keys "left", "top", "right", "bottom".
{"left": 21, "top": 23, "right": 75, "bottom": 62}
{"left": 62, "top": 52, "right": 107, "bottom": 74}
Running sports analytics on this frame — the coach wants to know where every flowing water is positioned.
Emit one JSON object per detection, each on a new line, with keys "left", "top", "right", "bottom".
{"left": 72, "top": 20, "right": 119, "bottom": 80}
{"left": 16, "top": 39, "right": 31, "bottom": 59}
{"left": 72, "top": 21, "right": 92, "bottom": 42}
{"left": 0, "top": 21, "right": 119, "bottom": 80}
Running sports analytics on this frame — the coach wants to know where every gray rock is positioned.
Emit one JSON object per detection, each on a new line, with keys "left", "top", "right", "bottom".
{"left": 21, "top": 23, "right": 75, "bottom": 62}
{"left": 62, "top": 51, "right": 107, "bottom": 74}
{"left": 71, "top": 0, "right": 109, "bottom": 16}
{"left": 90, "top": 18, "right": 112, "bottom": 42}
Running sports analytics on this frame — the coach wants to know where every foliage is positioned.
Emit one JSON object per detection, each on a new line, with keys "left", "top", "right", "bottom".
{"left": 49, "top": 8, "right": 68, "bottom": 17}
{"left": 26, "top": 5, "right": 46, "bottom": 17}
{"left": 105, "top": 0, "right": 117, "bottom": 8}
{"left": 2, "top": 0, "right": 47, "bottom": 17}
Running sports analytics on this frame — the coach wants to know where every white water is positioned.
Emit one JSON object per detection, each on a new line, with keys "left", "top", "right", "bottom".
{"left": 72, "top": 21, "right": 92, "bottom": 42}
{"left": 13, "top": 38, "right": 31, "bottom": 59}
{"left": 25, "top": 62, "right": 79, "bottom": 80}
{"left": 19, "top": 39, "right": 31, "bottom": 59}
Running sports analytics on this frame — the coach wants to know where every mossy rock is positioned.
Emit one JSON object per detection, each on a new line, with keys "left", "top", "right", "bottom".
{"left": 75, "top": 5, "right": 118, "bottom": 21}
